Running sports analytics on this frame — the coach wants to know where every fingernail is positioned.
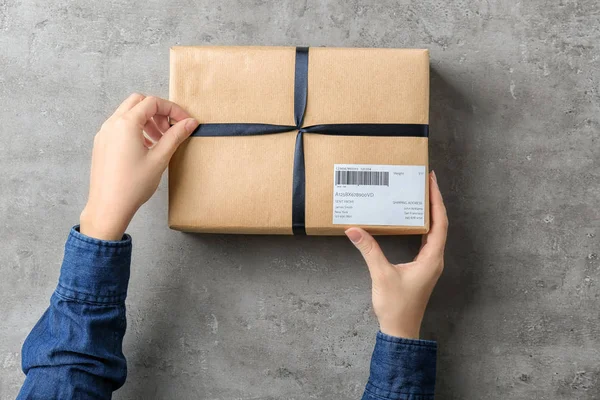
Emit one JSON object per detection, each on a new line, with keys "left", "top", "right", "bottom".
{"left": 345, "top": 228, "right": 363, "bottom": 244}
{"left": 431, "top": 170, "right": 437, "bottom": 183}
{"left": 185, "top": 118, "right": 199, "bottom": 133}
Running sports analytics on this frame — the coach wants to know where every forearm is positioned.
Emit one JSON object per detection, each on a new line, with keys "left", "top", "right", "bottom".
{"left": 18, "top": 226, "right": 131, "bottom": 400}
{"left": 362, "top": 332, "right": 437, "bottom": 400}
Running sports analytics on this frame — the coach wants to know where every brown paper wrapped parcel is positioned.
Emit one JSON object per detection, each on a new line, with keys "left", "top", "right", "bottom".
{"left": 168, "top": 46, "right": 430, "bottom": 235}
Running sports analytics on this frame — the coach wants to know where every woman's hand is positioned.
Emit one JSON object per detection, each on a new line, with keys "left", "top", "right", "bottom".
{"left": 80, "top": 94, "right": 199, "bottom": 240}
{"left": 346, "top": 171, "right": 448, "bottom": 339}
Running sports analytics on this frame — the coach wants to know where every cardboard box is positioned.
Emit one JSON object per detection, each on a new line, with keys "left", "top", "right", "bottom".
{"left": 169, "top": 46, "right": 430, "bottom": 235}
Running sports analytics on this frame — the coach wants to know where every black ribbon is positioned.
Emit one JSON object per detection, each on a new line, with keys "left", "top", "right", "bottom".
{"left": 190, "top": 47, "right": 429, "bottom": 235}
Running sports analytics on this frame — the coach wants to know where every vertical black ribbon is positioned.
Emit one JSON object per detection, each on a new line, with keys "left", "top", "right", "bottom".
{"left": 190, "top": 47, "right": 429, "bottom": 234}
{"left": 292, "top": 47, "right": 308, "bottom": 234}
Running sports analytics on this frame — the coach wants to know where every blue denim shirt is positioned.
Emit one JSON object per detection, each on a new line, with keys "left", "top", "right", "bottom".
{"left": 17, "top": 227, "right": 437, "bottom": 399}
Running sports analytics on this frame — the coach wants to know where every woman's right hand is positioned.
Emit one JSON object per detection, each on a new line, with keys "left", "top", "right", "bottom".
{"left": 345, "top": 171, "right": 448, "bottom": 339}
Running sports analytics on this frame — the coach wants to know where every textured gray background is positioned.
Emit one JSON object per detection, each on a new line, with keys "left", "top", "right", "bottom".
{"left": 1, "top": 0, "right": 599, "bottom": 399}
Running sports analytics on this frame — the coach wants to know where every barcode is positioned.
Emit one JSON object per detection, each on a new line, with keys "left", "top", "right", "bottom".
{"left": 335, "top": 170, "right": 390, "bottom": 186}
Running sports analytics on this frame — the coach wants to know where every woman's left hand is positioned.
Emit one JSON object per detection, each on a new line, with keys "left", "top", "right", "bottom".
{"left": 80, "top": 93, "right": 199, "bottom": 240}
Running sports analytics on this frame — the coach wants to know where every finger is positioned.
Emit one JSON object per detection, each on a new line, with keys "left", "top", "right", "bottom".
{"left": 143, "top": 119, "right": 163, "bottom": 143}
{"left": 418, "top": 232, "right": 428, "bottom": 254}
{"left": 111, "top": 93, "right": 145, "bottom": 118}
{"left": 416, "top": 171, "right": 448, "bottom": 261}
{"left": 150, "top": 118, "right": 199, "bottom": 164}
{"left": 153, "top": 115, "right": 171, "bottom": 133}
{"left": 126, "top": 96, "right": 191, "bottom": 128}
{"left": 345, "top": 227, "right": 391, "bottom": 278}
{"left": 143, "top": 135, "right": 154, "bottom": 148}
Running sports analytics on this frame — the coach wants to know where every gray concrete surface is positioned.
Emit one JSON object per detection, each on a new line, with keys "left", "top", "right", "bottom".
{"left": 1, "top": 0, "right": 599, "bottom": 399}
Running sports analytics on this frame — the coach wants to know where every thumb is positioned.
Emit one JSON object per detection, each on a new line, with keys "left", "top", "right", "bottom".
{"left": 345, "top": 228, "right": 390, "bottom": 277}
{"left": 151, "top": 118, "right": 199, "bottom": 164}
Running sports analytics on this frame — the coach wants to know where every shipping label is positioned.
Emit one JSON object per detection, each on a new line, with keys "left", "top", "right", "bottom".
{"left": 332, "top": 164, "right": 426, "bottom": 226}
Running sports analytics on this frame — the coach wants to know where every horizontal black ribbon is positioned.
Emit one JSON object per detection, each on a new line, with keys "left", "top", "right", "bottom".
{"left": 190, "top": 47, "right": 429, "bottom": 235}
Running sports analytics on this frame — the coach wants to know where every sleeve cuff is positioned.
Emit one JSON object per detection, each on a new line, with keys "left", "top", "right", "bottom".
{"left": 364, "top": 331, "right": 437, "bottom": 400}
{"left": 55, "top": 225, "right": 132, "bottom": 305}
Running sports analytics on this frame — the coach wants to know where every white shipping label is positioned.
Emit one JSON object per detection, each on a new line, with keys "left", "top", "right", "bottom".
{"left": 332, "top": 164, "right": 426, "bottom": 226}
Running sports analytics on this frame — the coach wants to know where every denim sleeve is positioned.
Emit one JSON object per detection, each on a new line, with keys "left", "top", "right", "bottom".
{"left": 17, "top": 226, "right": 132, "bottom": 400}
{"left": 361, "top": 332, "right": 437, "bottom": 400}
